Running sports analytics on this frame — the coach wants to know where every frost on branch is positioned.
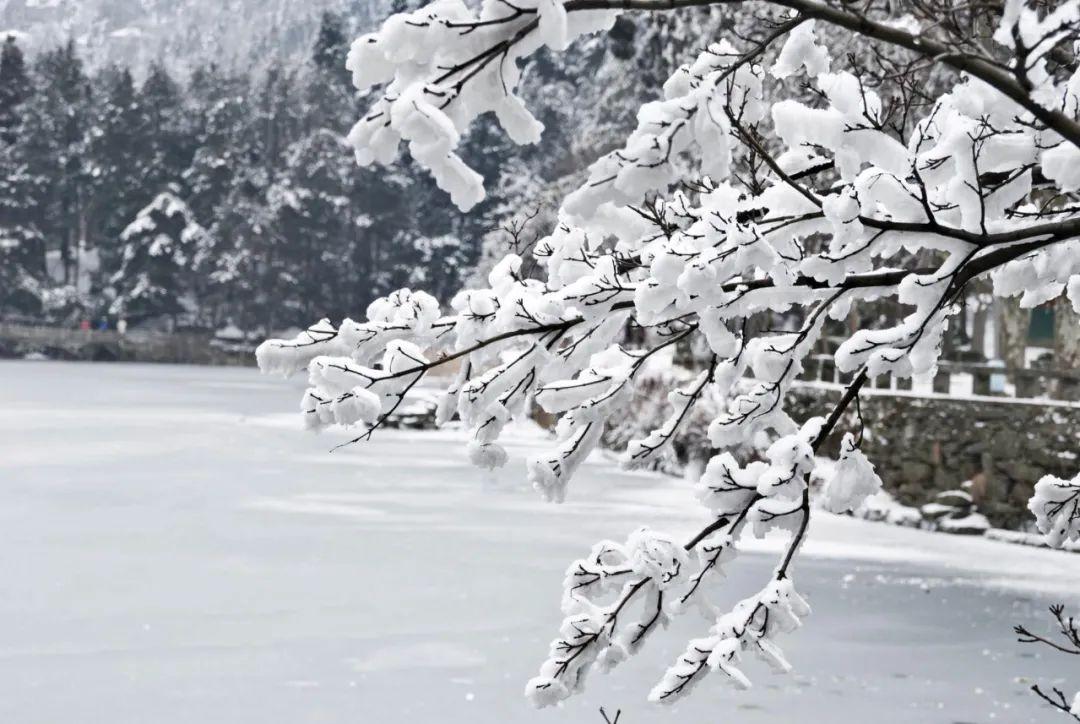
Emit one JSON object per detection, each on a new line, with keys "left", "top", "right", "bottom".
{"left": 260, "top": 0, "right": 1080, "bottom": 710}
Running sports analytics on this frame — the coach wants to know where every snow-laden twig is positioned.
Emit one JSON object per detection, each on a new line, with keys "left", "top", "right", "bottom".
{"left": 1016, "top": 605, "right": 1080, "bottom": 721}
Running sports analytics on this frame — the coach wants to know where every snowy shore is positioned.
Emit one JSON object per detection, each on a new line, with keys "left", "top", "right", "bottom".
{"left": 1, "top": 360, "right": 1077, "bottom": 723}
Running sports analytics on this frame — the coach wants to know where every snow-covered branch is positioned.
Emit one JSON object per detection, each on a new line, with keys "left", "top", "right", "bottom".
{"left": 259, "top": 0, "right": 1080, "bottom": 709}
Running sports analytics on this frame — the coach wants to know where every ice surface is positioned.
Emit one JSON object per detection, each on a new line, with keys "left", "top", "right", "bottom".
{"left": 0, "top": 360, "right": 1077, "bottom": 723}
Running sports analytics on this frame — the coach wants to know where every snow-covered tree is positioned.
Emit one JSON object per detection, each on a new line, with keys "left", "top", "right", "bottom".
{"left": 259, "top": 0, "right": 1080, "bottom": 709}
{"left": 138, "top": 63, "right": 195, "bottom": 195}
{"left": 109, "top": 191, "right": 211, "bottom": 324}
{"left": 91, "top": 66, "right": 147, "bottom": 267}
{"left": 0, "top": 35, "right": 45, "bottom": 316}
{"left": 0, "top": 0, "right": 358, "bottom": 74}
{"left": 264, "top": 129, "right": 357, "bottom": 324}
{"left": 25, "top": 40, "right": 94, "bottom": 290}
{"left": 310, "top": 11, "right": 355, "bottom": 99}
{"left": 0, "top": 139, "right": 46, "bottom": 316}
{"left": 0, "top": 35, "right": 32, "bottom": 145}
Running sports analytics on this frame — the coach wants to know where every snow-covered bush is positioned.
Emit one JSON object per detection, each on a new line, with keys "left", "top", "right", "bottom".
{"left": 855, "top": 490, "right": 923, "bottom": 528}
{"left": 258, "top": 0, "right": 1080, "bottom": 710}
{"left": 921, "top": 487, "right": 991, "bottom": 535}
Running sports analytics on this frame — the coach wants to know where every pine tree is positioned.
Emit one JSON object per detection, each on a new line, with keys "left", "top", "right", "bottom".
{"left": 138, "top": 63, "right": 192, "bottom": 193}
{"left": 0, "top": 35, "right": 45, "bottom": 317}
{"left": 312, "top": 12, "right": 351, "bottom": 87}
{"left": 304, "top": 12, "right": 355, "bottom": 132}
{"left": 208, "top": 185, "right": 273, "bottom": 331}
{"left": 184, "top": 64, "right": 250, "bottom": 224}
{"left": 109, "top": 191, "right": 211, "bottom": 326}
{"left": 92, "top": 65, "right": 145, "bottom": 265}
{"left": 0, "top": 138, "right": 47, "bottom": 317}
{"left": 24, "top": 41, "right": 94, "bottom": 290}
{"left": 268, "top": 129, "right": 355, "bottom": 324}
{"left": 0, "top": 35, "right": 32, "bottom": 144}
{"left": 201, "top": 63, "right": 305, "bottom": 332}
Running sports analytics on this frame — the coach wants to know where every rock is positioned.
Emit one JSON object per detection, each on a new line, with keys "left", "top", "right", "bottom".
{"left": 935, "top": 489, "right": 973, "bottom": 507}
{"left": 938, "top": 513, "right": 990, "bottom": 535}
{"left": 885, "top": 506, "right": 923, "bottom": 527}
{"left": 920, "top": 502, "right": 957, "bottom": 520}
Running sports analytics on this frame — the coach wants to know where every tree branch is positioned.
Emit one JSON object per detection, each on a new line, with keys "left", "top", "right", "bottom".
{"left": 564, "top": 0, "right": 1080, "bottom": 149}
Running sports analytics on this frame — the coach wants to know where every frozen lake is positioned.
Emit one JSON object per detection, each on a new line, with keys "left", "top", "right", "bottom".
{"left": 1, "top": 361, "right": 1078, "bottom": 723}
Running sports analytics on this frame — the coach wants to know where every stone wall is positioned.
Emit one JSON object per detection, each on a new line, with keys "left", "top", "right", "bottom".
{"left": 788, "top": 385, "right": 1080, "bottom": 529}
{"left": 0, "top": 323, "right": 253, "bottom": 365}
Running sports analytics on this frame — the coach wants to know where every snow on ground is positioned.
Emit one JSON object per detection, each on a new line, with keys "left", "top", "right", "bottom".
{"left": 1, "top": 360, "right": 1077, "bottom": 723}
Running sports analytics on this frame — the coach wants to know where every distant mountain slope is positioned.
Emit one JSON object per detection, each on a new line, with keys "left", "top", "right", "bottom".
{"left": 0, "top": 0, "right": 389, "bottom": 71}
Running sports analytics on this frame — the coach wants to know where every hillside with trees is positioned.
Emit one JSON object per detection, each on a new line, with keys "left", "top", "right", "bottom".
{"left": 0, "top": 7, "right": 715, "bottom": 335}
